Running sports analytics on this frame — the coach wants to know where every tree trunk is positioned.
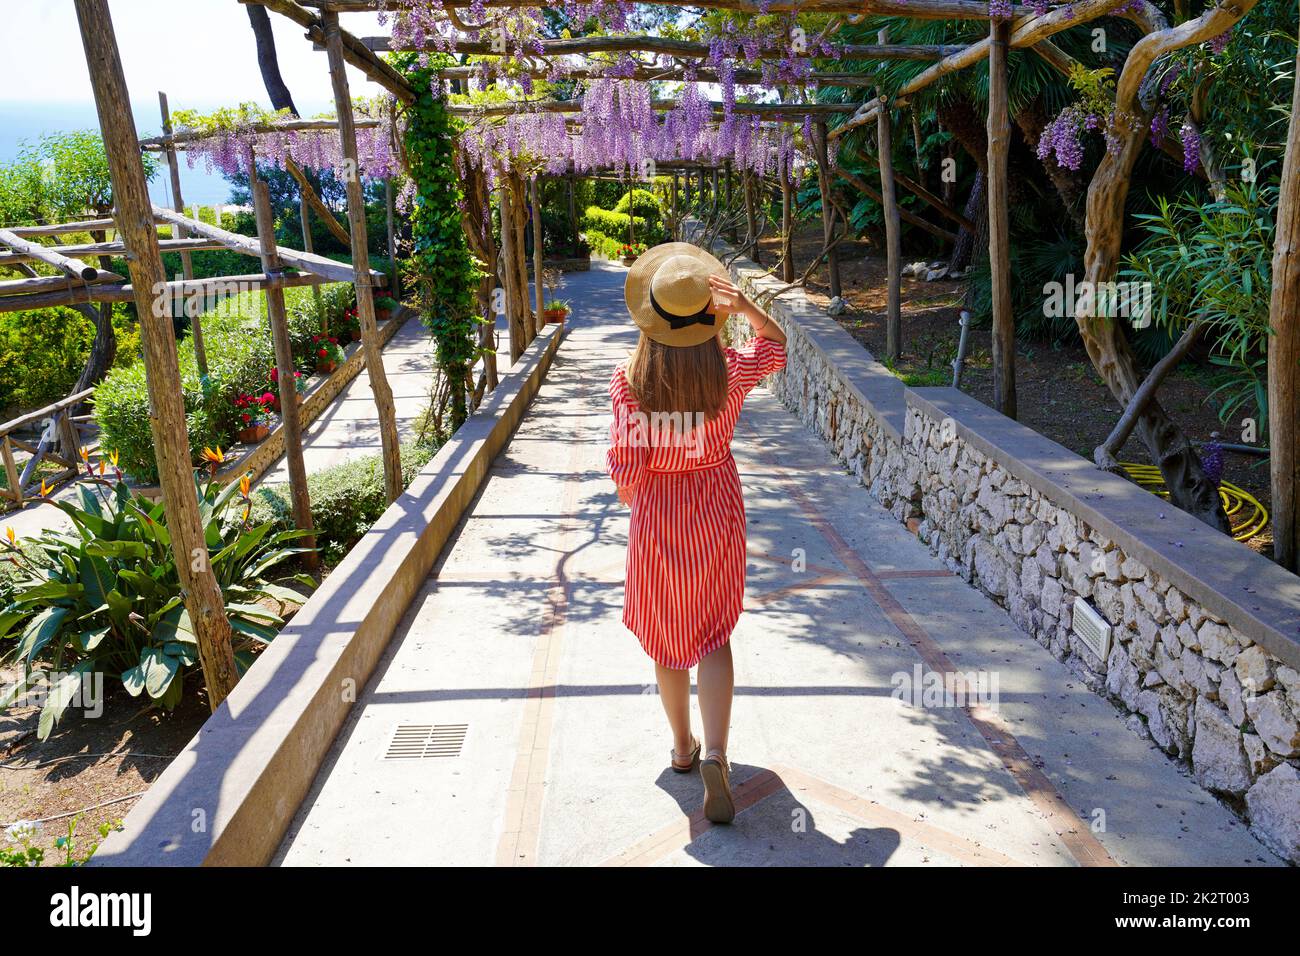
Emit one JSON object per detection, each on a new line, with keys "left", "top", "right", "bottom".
{"left": 950, "top": 171, "right": 985, "bottom": 275}
{"left": 1082, "top": 117, "right": 1230, "bottom": 532}
{"left": 1268, "top": 16, "right": 1300, "bottom": 569}
{"left": 245, "top": 5, "right": 298, "bottom": 115}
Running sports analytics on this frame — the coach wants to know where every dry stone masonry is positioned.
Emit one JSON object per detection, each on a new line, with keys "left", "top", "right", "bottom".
{"left": 711, "top": 234, "right": 1300, "bottom": 863}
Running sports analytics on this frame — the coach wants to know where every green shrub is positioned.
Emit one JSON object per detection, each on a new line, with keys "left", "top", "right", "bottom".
{"left": 246, "top": 442, "right": 437, "bottom": 562}
{"left": 0, "top": 462, "right": 314, "bottom": 737}
{"left": 0, "top": 306, "right": 140, "bottom": 418}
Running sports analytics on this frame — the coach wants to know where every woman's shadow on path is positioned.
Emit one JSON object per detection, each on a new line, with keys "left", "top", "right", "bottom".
{"left": 654, "top": 762, "right": 901, "bottom": 867}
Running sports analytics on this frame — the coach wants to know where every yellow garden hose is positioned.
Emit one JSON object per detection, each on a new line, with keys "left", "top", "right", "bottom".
{"left": 1120, "top": 463, "right": 1269, "bottom": 542}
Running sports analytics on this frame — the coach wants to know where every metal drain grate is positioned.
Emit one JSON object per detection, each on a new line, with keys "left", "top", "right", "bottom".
{"left": 384, "top": 723, "right": 468, "bottom": 759}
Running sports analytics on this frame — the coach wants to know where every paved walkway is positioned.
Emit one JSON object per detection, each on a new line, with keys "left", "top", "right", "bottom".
{"left": 261, "top": 314, "right": 435, "bottom": 484}
{"left": 274, "top": 260, "right": 1278, "bottom": 867}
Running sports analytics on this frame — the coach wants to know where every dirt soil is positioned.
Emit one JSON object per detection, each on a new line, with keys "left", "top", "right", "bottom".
{"left": 755, "top": 226, "right": 1274, "bottom": 559}
{"left": 0, "top": 567, "right": 320, "bottom": 865}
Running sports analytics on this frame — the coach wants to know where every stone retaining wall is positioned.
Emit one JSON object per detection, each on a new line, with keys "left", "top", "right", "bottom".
{"left": 705, "top": 230, "right": 1300, "bottom": 863}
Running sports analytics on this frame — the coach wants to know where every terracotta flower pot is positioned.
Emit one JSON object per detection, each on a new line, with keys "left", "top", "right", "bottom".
{"left": 317, "top": 359, "right": 338, "bottom": 374}
{"left": 543, "top": 308, "right": 568, "bottom": 324}
{"left": 375, "top": 307, "right": 392, "bottom": 322}
{"left": 237, "top": 423, "right": 270, "bottom": 444}
{"left": 621, "top": 256, "right": 638, "bottom": 267}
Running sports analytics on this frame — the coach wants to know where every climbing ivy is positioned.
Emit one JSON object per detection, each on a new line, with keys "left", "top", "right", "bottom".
{"left": 396, "top": 54, "right": 483, "bottom": 431}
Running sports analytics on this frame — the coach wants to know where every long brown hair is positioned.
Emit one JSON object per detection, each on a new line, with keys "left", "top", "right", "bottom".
{"left": 626, "top": 332, "right": 728, "bottom": 426}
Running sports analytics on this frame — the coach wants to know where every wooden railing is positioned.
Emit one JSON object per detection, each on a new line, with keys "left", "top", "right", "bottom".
{"left": 0, "top": 387, "right": 95, "bottom": 505}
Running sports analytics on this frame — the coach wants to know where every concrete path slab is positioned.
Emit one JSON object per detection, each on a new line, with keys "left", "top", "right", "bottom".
{"left": 274, "top": 260, "right": 1280, "bottom": 868}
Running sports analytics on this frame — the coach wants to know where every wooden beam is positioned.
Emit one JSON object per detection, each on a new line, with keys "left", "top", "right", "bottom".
{"left": 74, "top": 0, "right": 238, "bottom": 710}
{"left": 323, "top": 8, "right": 404, "bottom": 503}
{"left": 833, "top": 168, "right": 958, "bottom": 244}
{"left": 0, "top": 236, "right": 226, "bottom": 268}
{"left": 0, "top": 270, "right": 122, "bottom": 297}
{"left": 0, "top": 228, "right": 101, "bottom": 281}
{"left": 139, "top": 117, "right": 381, "bottom": 150}
{"left": 312, "top": 0, "right": 1029, "bottom": 20}
{"left": 244, "top": 0, "right": 415, "bottom": 104}
{"left": 829, "top": 0, "right": 1131, "bottom": 142}
{"left": 151, "top": 205, "right": 381, "bottom": 284}
{"left": 365, "top": 34, "right": 964, "bottom": 61}
{"left": 7, "top": 218, "right": 116, "bottom": 237}
{"left": 252, "top": 176, "right": 318, "bottom": 569}
{"left": 448, "top": 100, "right": 857, "bottom": 118}
{"left": 0, "top": 271, "right": 340, "bottom": 314}
{"left": 1268, "top": 15, "right": 1300, "bottom": 570}
{"left": 878, "top": 29, "right": 902, "bottom": 364}
{"left": 284, "top": 156, "right": 353, "bottom": 249}
{"left": 988, "top": 18, "right": 1016, "bottom": 420}
{"left": 435, "top": 66, "right": 936, "bottom": 88}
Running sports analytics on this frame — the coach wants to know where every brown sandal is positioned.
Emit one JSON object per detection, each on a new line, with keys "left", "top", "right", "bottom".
{"left": 671, "top": 736, "right": 700, "bottom": 773}
{"left": 700, "top": 751, "right": 735, "bottom": 824}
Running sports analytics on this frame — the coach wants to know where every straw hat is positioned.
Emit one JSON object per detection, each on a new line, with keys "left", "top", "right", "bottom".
{"left": 624, "top": 242, "right": 729, "bottom": 348}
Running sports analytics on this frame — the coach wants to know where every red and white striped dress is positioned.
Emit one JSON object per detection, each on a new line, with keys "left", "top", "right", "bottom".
{"left": 607, "top": 337, "right": 787, "bottom": 669}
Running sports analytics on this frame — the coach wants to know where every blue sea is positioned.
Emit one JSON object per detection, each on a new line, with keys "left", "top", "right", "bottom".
{"left": 0, "top": 101, "right": 237, "bottom": 210}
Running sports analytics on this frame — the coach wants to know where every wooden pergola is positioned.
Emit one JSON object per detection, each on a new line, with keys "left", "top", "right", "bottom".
{"left": 262, "top": 0, "right": 1292, "bottom": 560}
{"left": 24, "top": 0, "right": 1294, "bottom": 715}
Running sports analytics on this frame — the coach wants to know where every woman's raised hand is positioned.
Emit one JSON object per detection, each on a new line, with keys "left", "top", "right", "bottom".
{"left": 707, "top": 274, "right": 749, "bottom": 317}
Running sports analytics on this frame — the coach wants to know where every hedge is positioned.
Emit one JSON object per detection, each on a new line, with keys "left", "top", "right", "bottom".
{"left": 245, "top": 440, "right": 438, "bottom": 562}
{"left": 0, "top": 305, "right": 140, "bottom": 419}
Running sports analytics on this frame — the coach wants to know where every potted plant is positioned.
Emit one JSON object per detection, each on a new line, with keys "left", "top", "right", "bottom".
{"left": 543, "top": 299, "right": 570, "bottom": 324}
{"left": 340, "top": 306, "right": 361, "bottom": 342}
{"left": 313, "top": 335, "right": 344, "bottom": 374}
{"left": 618, "top": 242, "right": 647, "bottom": 266}
{"left": 234, "top": 392, "right": 274, "bottom": 443}
{"left": 374, "top": 296, "right": 399, "bottom": 322}
{"left": 268, "top": 365, "right": 306, "bottom": 413}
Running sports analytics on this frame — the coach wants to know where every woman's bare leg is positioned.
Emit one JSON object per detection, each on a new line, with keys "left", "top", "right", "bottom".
{"left": 655, "top": 663, "right": 693, "bottom": 755}
{"left": 697, "top": 642, "right": 734, "bottom": 758}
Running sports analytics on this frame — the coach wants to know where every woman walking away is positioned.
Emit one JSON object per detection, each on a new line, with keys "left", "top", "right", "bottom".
{"left": 607, "top": 242, "right": 787, "bottom": 824}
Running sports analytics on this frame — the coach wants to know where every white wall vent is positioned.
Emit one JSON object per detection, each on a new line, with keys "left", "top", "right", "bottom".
{"left": 1071, "top": 597, "right": 1111, "bottom": 667}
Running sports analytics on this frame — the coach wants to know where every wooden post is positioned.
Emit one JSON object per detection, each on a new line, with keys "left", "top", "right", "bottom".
{"left": 75, "top": 0, "right": 238, "bottom": 710}
{"left": 499, "top": 184, "right": 524, "bottom": 363}
{"left": 987, "top": 19, "right": 1016, "bottom": 420}
{"left": 878, "top": 29, "right": 903, "bottom": 363}
{"left": 781, "top": 172, "right": 795, "bottom": 283}
{"left": 670, "top": 174, "right": 679, "bottom": 227}
{"left": 252, "top": 177, "right": 318, "bottom": 570}
{"left": 744, "top": 173, "right": 758, "bottom": 261}
{"left": 298, "top": 193, "right": 326, "bottom": 335}
{"left": 159, "top": 91, "right": 207, "bottom": 378}
{"left": 385, "top": 177, "right": 398, "bottom": 299}
{"left": 323, "top": 10, "right": 403, "bottom": 503}
{"left": 815, "top": 121, "right": 842, "bottom": 300}
{"left": 1268, "top": 22, "right": 1300, "bottom": 570}
{"left": 531, "top": 176, "right": 544, "bottom": 332}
